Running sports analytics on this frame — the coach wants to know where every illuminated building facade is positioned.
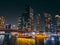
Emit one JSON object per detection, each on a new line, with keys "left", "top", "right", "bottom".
{"left": 11, "top": 24, "right": 17, "bottom": 29}
{"left": 29, "top": 7, "right": 34, "bottom": 31}
{"left": 36, "top": 14, "right": 41, "bottom": 32}
{"left": 18, "top": 6, "right": 34, "bottom": 31}
{"left": 5, "top": 24, "right": 11, "bottom": 29}
{"left": 44, "top": 13, "right": 52, "bottom": 32}
{"left": 18, "top": 16, "right": 23, "bottom": 30}
{"left": 0, "top": 16, "right": 5, "bottom": 28}
{"left": 55, "top": 15, "right": 60, "bottom": 32}
{"left": 22, "top": 6, "right": 34, "bottom": 31}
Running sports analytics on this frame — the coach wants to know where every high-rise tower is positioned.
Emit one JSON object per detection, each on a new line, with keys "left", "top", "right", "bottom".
{"left": 18, "top": 0, "right": 34, "bottom": 31}
{"left": 55, "top": 15, "right": 60, "bottom": 32}
{"left": 18, "top": 5, "right": 34, "bottom": 31}
{"left": 29, "top": 7, "right": 34, "bottom": 31}
{"left": 44, "top": 13, "right": 52, "bottom": 32}
{"left": 0, "top": 16, "right": 5, "bottom": 28}
{"left": 18, "top": 16, "right": 22, "bottom": 30}
{"left": 22, "top": 6, "right": 34, "bottom": 31}
{"left": 36, "top": 14, "right": 42, "bottom": 32}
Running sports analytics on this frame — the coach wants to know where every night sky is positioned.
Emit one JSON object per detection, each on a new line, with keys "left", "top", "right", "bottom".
{"left": 0, "top": 0, "right": 60, "bottom": 26}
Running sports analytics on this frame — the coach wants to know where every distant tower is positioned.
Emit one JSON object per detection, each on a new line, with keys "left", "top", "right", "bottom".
{"left": 0, "top": 16, "right": 5, "bottom": 28}
{"left": 36, "top": 14, "right": 41, "bottom": 32}
{"left": 22, "top": 6, "right": 34, "bottom": 31}
{"left": 29, "top": 7, "right": 34, "bottom": 31}
{"left": 55, "top": 15, "right": 60, "bottom": 32}
{"left": 18, "top": 16, "right": 22, "bottom": 30}
{"left": 22, "top": 17, "right": 27, "bottom": 31}
{"left": 44, "top": 13, "right": 52, "bottom": 32}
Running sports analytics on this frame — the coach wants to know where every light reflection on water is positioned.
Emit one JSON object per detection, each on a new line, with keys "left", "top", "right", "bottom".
{"left": 0, "top": 34, "right": 60, "bottom": 45}
{"left": 16, "top": 36, "right": 60, "bottom": 45}
{"left": 0, "top": 35, "right": 5, "bottom": 45}
{"left": 16, "top": 38, "right": 35, "bottom": 45}
{"left": 0, "top": 31, "right": 5, "bottom": 45}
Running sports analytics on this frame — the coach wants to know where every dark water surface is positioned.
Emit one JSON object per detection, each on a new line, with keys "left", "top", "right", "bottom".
{"left": 0, "top": 34, "right": 60, "bottom": 45}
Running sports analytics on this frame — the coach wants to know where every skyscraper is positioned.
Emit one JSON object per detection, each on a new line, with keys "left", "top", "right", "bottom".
{"left": 0, "top": 16, "right": 5, "bottom": 28}
{"left": 44, "top": 13, "right": 52, "bottom": 32}
{"left": 18, "top": 16, "right": 22, "bottom": 30}
{"left": 55, "top": 15, "right": 60, "bottom": 32}
{"left": 29, "top": 7, "right": 34, "bottom": 31}
{"left": 22, "top": 6, "right": 34, "bottom": 31}
{"left": 18, "top": 6, "right": 34, "bottom": 31}
{"left": 36, "top": 14, "right": 42, "bottom": 32}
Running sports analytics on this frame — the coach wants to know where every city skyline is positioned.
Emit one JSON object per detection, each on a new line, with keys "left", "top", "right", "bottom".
{"left": 0, "top": 0, "right": 60, "bottom": 26}
{"left": 0, "top": 0, "right": 60, "bottom": 45}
